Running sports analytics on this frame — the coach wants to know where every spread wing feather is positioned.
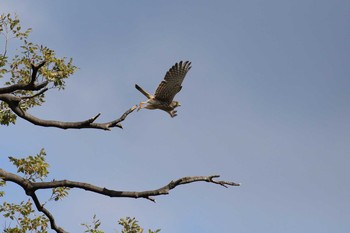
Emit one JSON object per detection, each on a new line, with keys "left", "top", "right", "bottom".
{"left": 154, "top": 61, "right": 191, "bottom": 103}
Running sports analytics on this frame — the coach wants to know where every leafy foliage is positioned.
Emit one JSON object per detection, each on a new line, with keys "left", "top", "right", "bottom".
{"left": 1, "top": 199, "right": 49, "bottom": 233}
{"left": 8, "top": 148, "right": 49, "bottom": 182}
{"left": 1, "top": 149, "right": 68, "bottom": 232}
{"left": 81, "top": 215, "right": 104, "bottom": 233}
{"left": 118, "top": 217, "right": 160, "bottom": 233}
{"left": 82, "top": 216, "right": 161, "bottom": 233}
{"left": 49, "top": 187, "right": 70, "bottom": 202}
{"left": 0, "top": 101, "right": 17, "bottom": 125}
{"left": 0, "top": 178, "right": 5, "bottom": 197}
{"left": 118, "top": 217, "right": 144, "bottom": 233}
{"left": 0, "top": 13, "right": 77, "bottom": 126}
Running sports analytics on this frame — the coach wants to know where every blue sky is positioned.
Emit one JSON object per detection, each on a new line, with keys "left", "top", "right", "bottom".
{"left": 1, "top": 0, "right": 350, "bottom": 232}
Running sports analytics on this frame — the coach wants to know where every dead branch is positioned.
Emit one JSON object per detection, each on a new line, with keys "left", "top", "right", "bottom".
{"left": 0, "top": 168, "right": 240, "bottom": 203}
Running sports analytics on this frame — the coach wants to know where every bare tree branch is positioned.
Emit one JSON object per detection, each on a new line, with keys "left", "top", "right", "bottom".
{"left": 0, "top": 157, "right": 239, "bottom": 232}
{"left": 0, "top": 168, "right": 239, "bottom": 232}
{"left": 2, "top": 99, "right": 136, "bottom": 130}
{"left": 21, "top": 87, "right": 49, "bottom": 99}
{"left": 0, "top": 168, "right": 240, "bottom": 203}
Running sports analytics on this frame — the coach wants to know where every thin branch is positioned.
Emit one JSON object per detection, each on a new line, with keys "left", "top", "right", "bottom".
{"left": 3, "top": 31, "right": 8, "bottom": 57}
{"left": 8, "top": 103, "right": 136, "bottom": 130}
{"left": 0, "top": 92, "right": 136, "bottom": 130}
{"left": 21, "top": 87, "right": 48, "bottom": 99}
{"left": 29, "top": 193, "right": 67, "bottom": 233}
{"left": 33, "top": 175, "right": 240, "bottom": 202}
{"left": 1, "top": 20, "right": 10, "bottom": 57}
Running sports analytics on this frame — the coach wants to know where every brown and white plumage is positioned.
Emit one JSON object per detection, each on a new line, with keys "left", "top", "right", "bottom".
{"left": 135, "top": 61, "right": 191, "bottom": 117}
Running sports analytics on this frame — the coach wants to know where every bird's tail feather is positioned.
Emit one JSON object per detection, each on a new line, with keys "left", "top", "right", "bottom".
{"left": 135, "top": 84, "right": 152, "bottom": 98}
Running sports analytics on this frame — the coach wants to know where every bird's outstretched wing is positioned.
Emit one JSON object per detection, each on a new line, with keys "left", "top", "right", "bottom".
{"left": 135, "top": 84, "right": 153, "bottom": 99}
{"left": 154, "top": 61, "right": 191, "bottom": 103}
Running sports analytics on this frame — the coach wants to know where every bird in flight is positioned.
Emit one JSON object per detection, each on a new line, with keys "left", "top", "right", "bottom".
{"left": 135, "top": 61, "right": 191, "bottom": 117}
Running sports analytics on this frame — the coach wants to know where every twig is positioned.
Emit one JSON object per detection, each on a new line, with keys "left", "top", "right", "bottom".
{"left": 21, "top": 87, "right": 48, "bottom": 99}
{"left": 30, "top": 193, "right": 67, "bottom": 233}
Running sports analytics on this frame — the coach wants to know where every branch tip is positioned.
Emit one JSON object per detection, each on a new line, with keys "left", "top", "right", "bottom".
{"left": 146, "top": 197, "right": 156, "bottom": 202}
{"left": 90, "top": 113, "right": 101, "bottom": 122}
{"left": 21, "top": 87, "right": 49, "bottom": 100}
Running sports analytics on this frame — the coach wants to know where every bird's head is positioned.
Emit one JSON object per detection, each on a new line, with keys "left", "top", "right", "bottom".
{"left": 170, "top": 101, "right": 181, "bottom": 109}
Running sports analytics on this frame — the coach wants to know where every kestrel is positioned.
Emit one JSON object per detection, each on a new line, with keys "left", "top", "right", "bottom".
{"left": 135, "top": 61, "right": 191, "bottom": 117}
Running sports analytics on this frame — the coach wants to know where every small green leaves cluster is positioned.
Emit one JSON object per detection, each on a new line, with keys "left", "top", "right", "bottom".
{"left": 0, "top": 14, "right": 32, "bottom": 79}
{"left": 0, "top": 199, "right": 49, "bottom": 233}
{"left": 0, "top": 13, "right": 32, "bottom": 41}
{"left": 118, "top": 217, "right": 144, "bottom": 233}
{"left": 50, "top": 186, "right": 70, "bottom": 201}
{"left": 118, "top": 217, "right": 161, "bottom": 233}
{"left": 0, "top": 178, "right": 5, "bottom": 197}
{"left": 82, "top": 215, "right": 104, "bottom": 233}
{"left": 82, "top": 216, "right": 161, "bottom": 233}
{"left": 9, "top": 41, "right": 76, "bottom": 90}
{"left": 8, "top": 148, "right": 49, "bottom": 182}
{"left": 0, "top": 101, "right": 17, "bottom": 125}
{"left": 1, "top": 13, "right": 76, "bottom": 88}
